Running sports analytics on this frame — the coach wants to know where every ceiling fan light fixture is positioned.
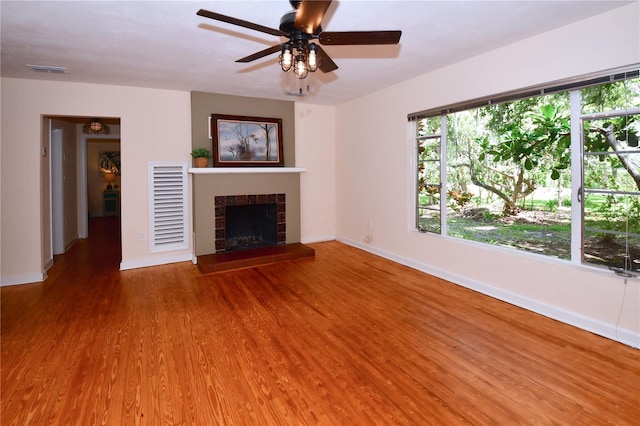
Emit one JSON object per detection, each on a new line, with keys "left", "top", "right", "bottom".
{"left": 197, "top": 4, "right": 402, "bottom": 82}
{"left": 307, "top": 43, "right": 318, "bottom": 72}
{"left": 294, "top": 54, "right": 308, "bottom": 79}
{"left": 280, "top": 43, "right": 293, "bottom": 72}
{"left": 83, "top": 118, "right": 110, "bottom": 135}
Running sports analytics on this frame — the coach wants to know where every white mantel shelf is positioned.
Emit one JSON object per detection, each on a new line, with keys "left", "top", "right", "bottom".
{"left": 189, "top": 167, "right": 306, "bottom": 174}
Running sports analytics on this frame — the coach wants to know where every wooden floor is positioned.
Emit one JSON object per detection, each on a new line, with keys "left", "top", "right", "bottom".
{"left": 2, "top": 217, "right": 639, "bottom": 425}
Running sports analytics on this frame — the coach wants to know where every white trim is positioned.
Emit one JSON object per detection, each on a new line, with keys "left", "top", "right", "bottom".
{"left": 119, "top": 254, "right": 193, "bottom": 271}
{"left": 337, "top": 236, "right": 639, "bottom": 349}
{"left": 43, "top": 258, "right": 54, "bottom": 272}
{"left": 1, "top": 272, "right": 47, "bottom": 286}
{"left": 406, "top": 120, "right": 417, "bottom": 232}
{"left": 570, "top": 90, "right": 582, "bottom": 264}
{"left": 440, "top": 115, "right": 448, "bottom": 235}
{"left": 189, "top": 167, "right": 306, "bottom": 174}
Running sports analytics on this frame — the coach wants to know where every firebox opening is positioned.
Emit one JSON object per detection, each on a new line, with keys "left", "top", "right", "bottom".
{"left": 225, "top": 203, "right": 278, "bottom": 252}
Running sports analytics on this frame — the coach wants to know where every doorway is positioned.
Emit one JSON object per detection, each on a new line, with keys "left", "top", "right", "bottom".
{"left": 43, "top": 116, "right": 121, "bottom": 271}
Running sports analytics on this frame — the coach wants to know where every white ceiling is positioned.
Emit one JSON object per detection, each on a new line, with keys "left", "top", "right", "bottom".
{"left": 0, "top": 1, "right": 633, "bottom": 106}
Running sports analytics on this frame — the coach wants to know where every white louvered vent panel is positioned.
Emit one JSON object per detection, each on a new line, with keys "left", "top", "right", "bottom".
{"left": 148, "top": 162, "right": 189, "bottom": 253}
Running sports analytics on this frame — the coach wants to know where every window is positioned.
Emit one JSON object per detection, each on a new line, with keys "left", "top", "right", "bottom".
{"left": 581, "top": 80, "right": 640, "bottom": 270}
{"left": 412, "top": 68, "right": 639, "bottom": 273}
{"left": 417, "top": 117, "right": 442, "bottom": 234}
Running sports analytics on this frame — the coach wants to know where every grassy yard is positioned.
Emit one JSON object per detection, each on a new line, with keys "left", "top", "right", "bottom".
{"left": 447, "top": 208, "right": 572, "bottom": 260}
{"left": 418, "top": 202, "right": 638, "bottom": 269}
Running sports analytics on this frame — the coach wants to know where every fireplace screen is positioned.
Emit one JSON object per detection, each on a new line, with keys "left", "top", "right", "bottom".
{"left": 225, "top": 203, "right": 277, "bottom": 251}
{"left": 214, "top": 194, "right": 286, "bottom": 252}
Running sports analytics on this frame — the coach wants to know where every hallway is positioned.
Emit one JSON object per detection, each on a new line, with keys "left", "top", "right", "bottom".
{"left": 52, "top": 216, "right": 122, "bottom": 277}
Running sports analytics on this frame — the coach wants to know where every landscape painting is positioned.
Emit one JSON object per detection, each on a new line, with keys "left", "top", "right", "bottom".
{"left": 212, "top": 114, "right": 284, "bottom": 167}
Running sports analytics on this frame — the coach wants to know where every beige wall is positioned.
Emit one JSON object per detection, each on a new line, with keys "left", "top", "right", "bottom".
{"left": 334, "top": 4, "right": 640, "bottom": 346}
{"left": 295, "top": 103, "right": 336, "bottom": 243}
{"left": 1, "top": 79, "right": 192, "bottom": 283}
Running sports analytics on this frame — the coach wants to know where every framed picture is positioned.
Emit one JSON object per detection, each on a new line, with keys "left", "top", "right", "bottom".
{"left": 98, "top": 151, "right": 120, "bottom": 175}
{"left": 211, "top": 114, "right": 284, "bottom": 167}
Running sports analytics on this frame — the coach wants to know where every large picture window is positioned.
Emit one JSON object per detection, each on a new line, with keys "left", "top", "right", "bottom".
{"left": 412, "top": 68, "right": 639, "bottom": 273}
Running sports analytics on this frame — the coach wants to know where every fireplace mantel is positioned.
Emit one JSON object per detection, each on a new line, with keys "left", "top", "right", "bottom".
{"left": 189, "top": 167, "right": 305, "bottom": 175}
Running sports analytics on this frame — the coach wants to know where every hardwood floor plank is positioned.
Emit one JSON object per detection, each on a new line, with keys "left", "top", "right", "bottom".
{"left": 2, "top": 217, "right": 639, "bottom": 425}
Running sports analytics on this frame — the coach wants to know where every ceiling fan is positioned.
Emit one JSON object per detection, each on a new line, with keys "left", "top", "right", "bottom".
{"left": 196, "top": 0, "right": 402, "bottom": 80}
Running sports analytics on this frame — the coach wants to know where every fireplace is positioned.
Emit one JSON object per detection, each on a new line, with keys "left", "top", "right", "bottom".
{"left": 195, "top": 183, "right": 314, "bottom": 274}
{"left": 214, "top": 193, "right": 286, "bottom": 252}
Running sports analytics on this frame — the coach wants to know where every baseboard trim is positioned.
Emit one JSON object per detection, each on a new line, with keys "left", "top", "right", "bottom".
{"left": 119, "top": 254, "right": 193, "bottom": 271}
{"left": 1, "top": 272, "right": 47, "bottom": 287}
{"left": 338, "top": 237, "right": 639, "bottom": 349}
{"left": 301, "top": 234, "right": 336, "bottom": 244}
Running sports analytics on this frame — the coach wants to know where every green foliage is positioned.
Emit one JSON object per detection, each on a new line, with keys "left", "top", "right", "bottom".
{"left": 480, "top": 209, "right": 496, "bottom": 221}
{"left": 544, "top": 199, "right": 559, "bottom": 212}
{"left": 584, "top": 115, "right": 639, "bottom": 151}
{"left": 597, "top": 196, "right": 640, "bottom": 230}
{"left": 491, "top": 103, "right": 571, "bottom": 181}
{"left": 447, "top": 189, "right": 474, "bottom": 211}
{"left": 190, "top": 148, "right": 212, "bottom": 158}
{"left": 417, "top": 116, "right": 441, "bottom": 137}
{"left": 581, "top": 77, "right": 640, "bottom": 113}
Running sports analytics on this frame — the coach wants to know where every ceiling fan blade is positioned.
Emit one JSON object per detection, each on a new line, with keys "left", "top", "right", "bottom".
{"left": 319, "top": 30, "right": 402, "bottom": 45}
{"left": 236, "top": 45, "right": 283, "bottom": 63}
{"left": 197, "top": 9, "right": 284, "bottom": 37}
{"left": 294, "top": 0, "right": 332, "bottom": 34}
{"left": 316, "top": 45, "right": 338, "bottom": 73}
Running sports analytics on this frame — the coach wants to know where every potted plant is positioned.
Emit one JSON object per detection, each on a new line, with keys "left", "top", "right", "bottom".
{"left": 191, "top": 148, "right": 211, "bottom": 168}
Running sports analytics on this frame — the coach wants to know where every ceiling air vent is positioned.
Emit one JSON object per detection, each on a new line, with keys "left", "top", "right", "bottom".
{"left": 26, "top": 64, "right": 67, "bottom": 74}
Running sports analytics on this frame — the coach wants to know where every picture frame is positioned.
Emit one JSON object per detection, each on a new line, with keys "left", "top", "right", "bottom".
{"left": 98, "top": 151, "right": 120, "bottom": 175}
{"left": 211, "top": 114, "right": 284, "bottom": 167}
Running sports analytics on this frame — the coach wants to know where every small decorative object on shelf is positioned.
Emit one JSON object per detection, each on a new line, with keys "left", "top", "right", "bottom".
{"left": 191, "top": 148, "right": 212, "bottom": 168}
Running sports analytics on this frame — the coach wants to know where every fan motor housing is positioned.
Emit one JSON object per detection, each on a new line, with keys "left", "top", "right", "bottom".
{"left": 279, "top": 11, "right": 298, "bottom": 34}
{"left": 280, "top": 10, "right": 321, "bottom": 35}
